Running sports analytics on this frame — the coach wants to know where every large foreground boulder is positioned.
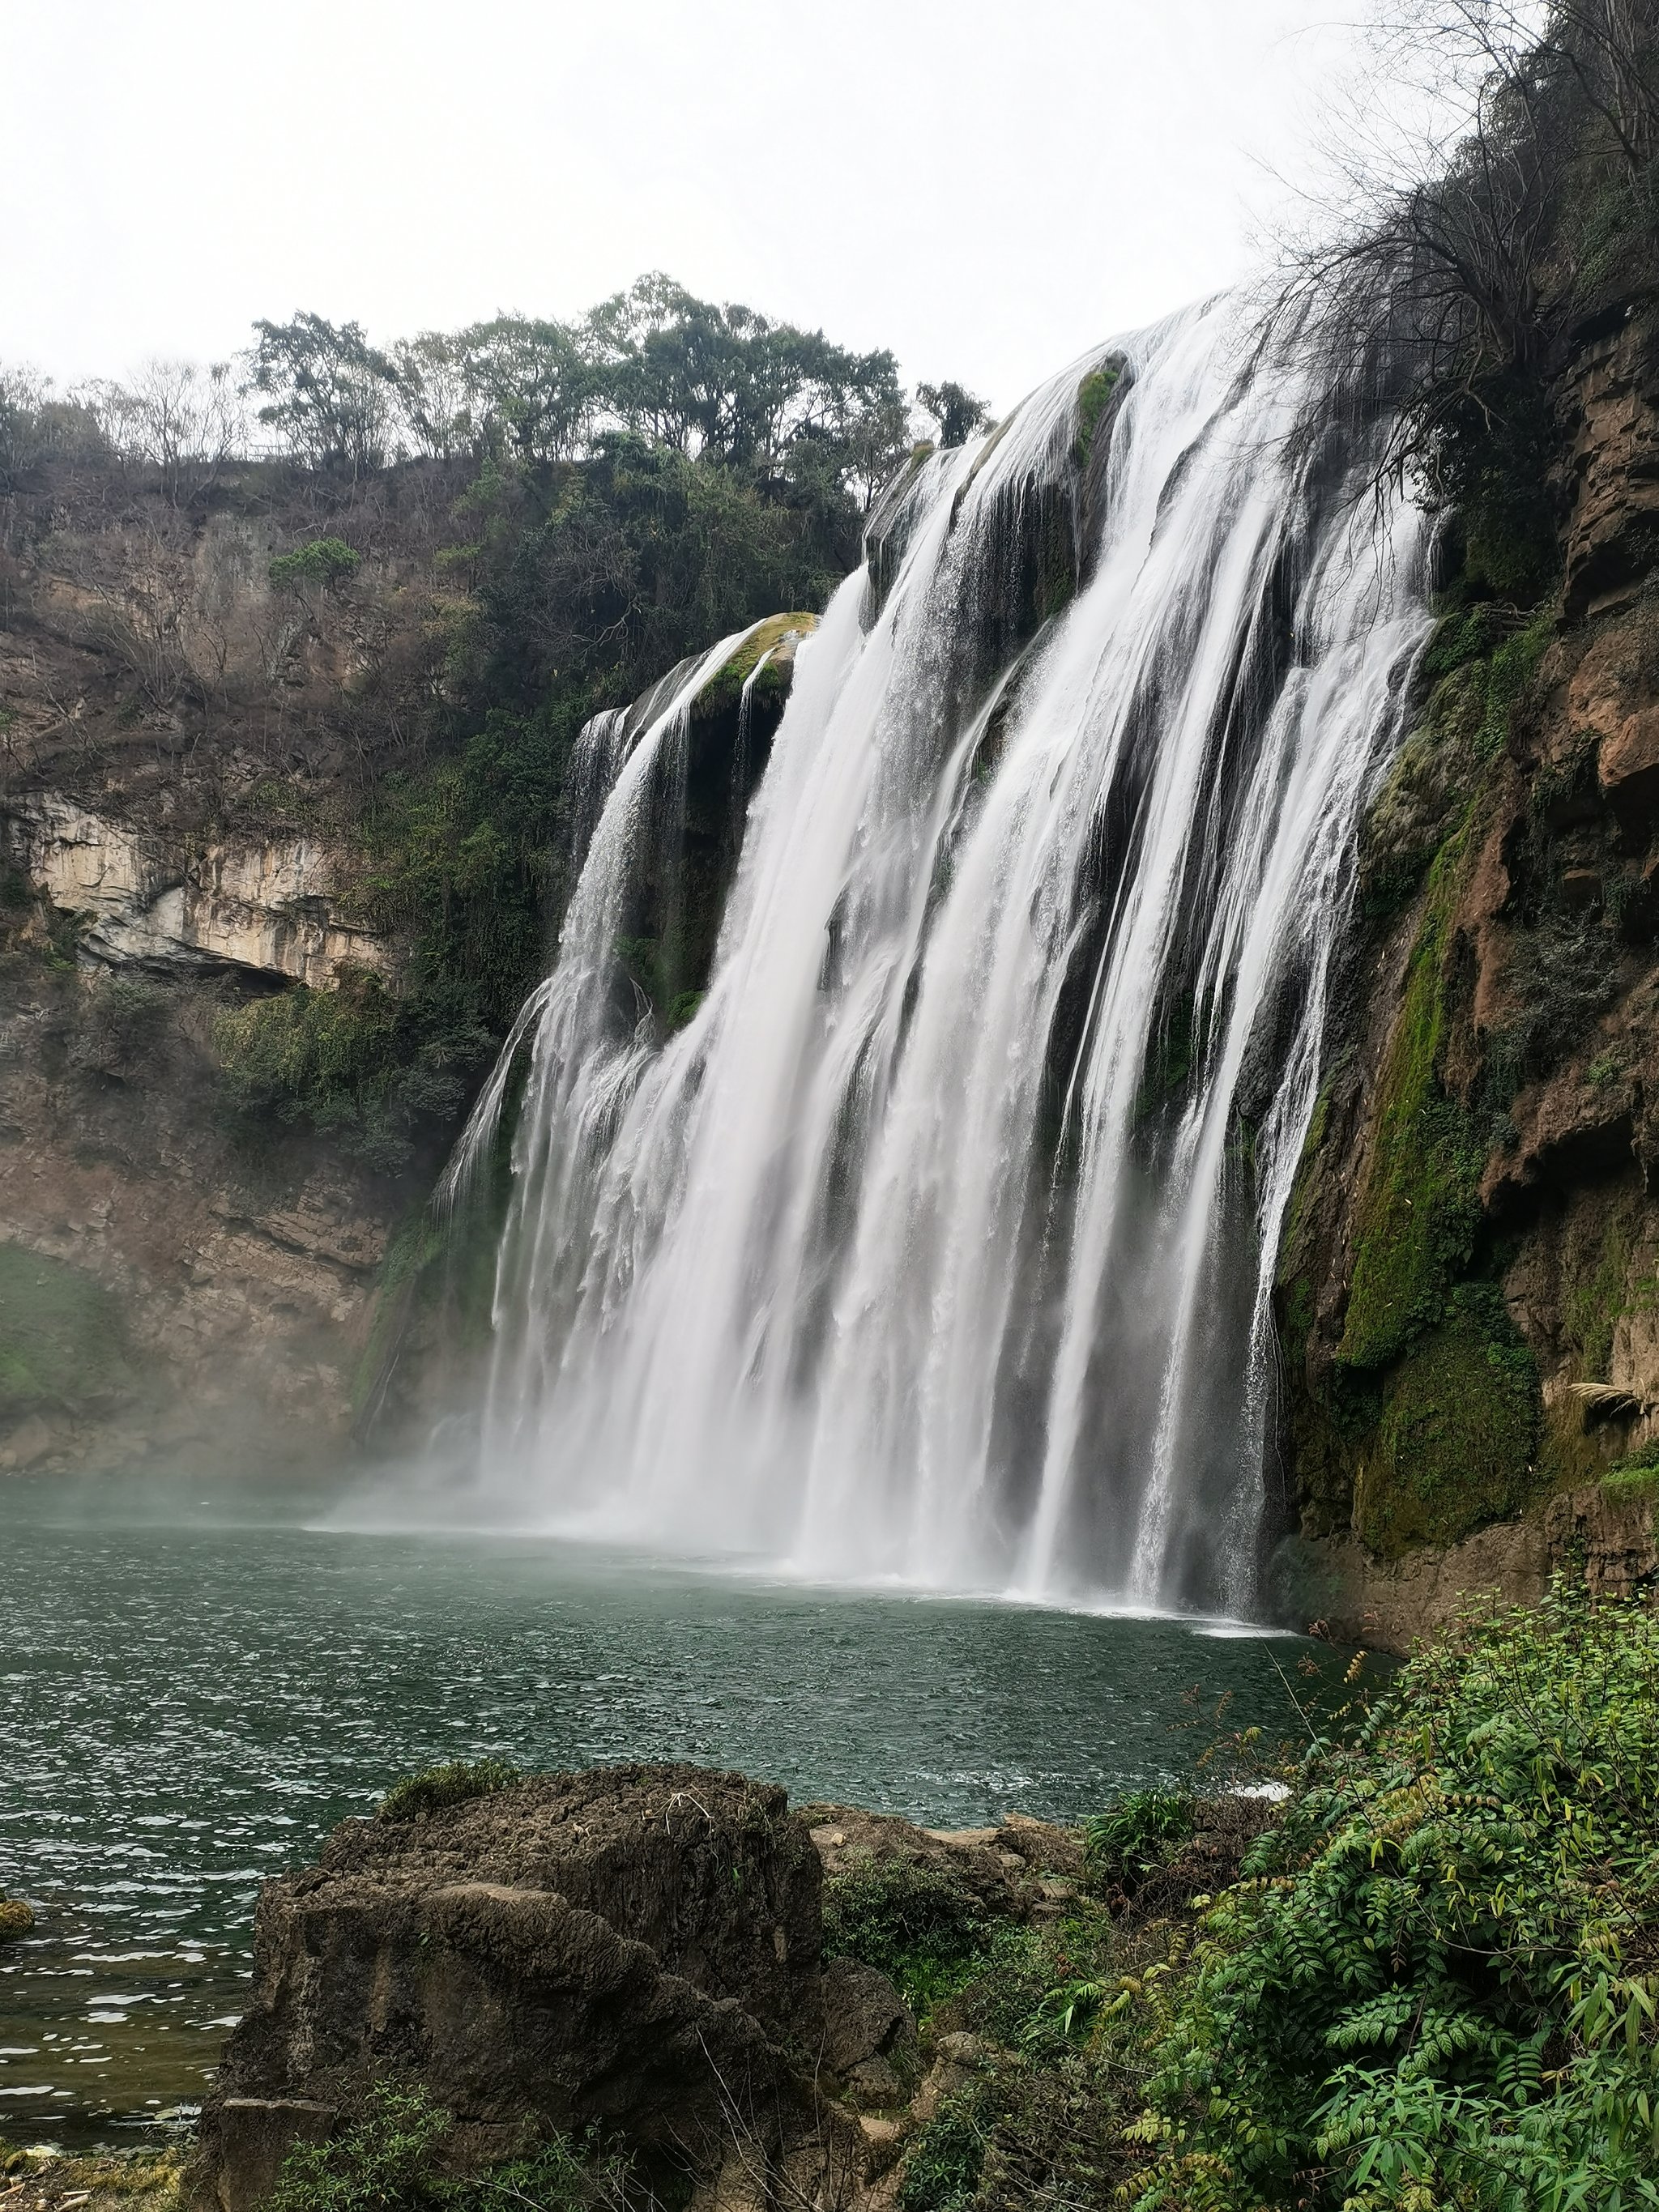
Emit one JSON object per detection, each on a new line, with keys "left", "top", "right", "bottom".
{"left": 192, "top": 1764, "right": 855, "bottom": 2212}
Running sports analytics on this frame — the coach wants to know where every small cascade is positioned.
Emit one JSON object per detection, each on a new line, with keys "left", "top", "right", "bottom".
{"left": 446, "top": 292, "right": 1432, "bottom": 1615}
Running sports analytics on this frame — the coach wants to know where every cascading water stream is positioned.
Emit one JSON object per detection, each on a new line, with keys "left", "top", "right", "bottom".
{"left": 444, "top": 292, "right": 1432, "bottom": 1615}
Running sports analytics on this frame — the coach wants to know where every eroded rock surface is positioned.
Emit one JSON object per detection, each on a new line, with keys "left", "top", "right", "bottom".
{"left": 192, "top": 1768, "right": 1097, "bottom": 2212}
{"left": 2, "top": 796, "right": 396, "bottom": 988}
{"left": 194, "top": 1767, "right": 856, "bottom": 2212}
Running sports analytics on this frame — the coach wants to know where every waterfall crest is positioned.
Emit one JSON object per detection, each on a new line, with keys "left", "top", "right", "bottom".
{"left": 450, "top": 293, "right": 1431, "bottom": 1614}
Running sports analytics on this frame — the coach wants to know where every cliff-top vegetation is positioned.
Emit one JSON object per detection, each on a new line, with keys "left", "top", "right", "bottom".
{"left": 0, "top": 281, "right": 985, "bottom": 1173}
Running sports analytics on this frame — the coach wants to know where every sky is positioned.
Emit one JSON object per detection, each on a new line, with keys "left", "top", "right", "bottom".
{"left": 7, "top": 0, "right": 1379, "bottom": 414}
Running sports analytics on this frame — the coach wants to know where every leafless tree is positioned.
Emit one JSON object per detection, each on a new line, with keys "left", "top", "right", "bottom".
{"left": 83, "top": 358, "right": 250, "bottom": 505}
{"left": 1272, "top": 0, "right": 1658, "bottom": 526}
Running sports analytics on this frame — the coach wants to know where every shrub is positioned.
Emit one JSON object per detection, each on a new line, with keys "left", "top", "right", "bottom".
{"left": 269, "top": 2084, "right": 617, "bottom": 2212}
{"left": 1128, "top": 1583, "right": 1659, "bottom": 2210}
{"left": 270, "top": 2085, "right": 448, "bottom": 2212}
{"left": 898, "top": 2091, "right": 987, "bottom": 2212}
{"left": 377, "top": 1759, "right": 522, "bottom": 1822}
{"left": 1083, "top": 1794, "right": 1193, "bottom": 1891}
{"left": 269, "top": 537, "right": 361, "bottom": 590}
{"left": 822, "top": 1853, "right": 990, "bottom": 2013}
{"left": 214, "top": 971, "right": 492, "bottom": 1173}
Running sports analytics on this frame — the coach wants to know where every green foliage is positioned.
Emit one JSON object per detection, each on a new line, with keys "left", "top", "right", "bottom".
{"left": 271, "top": 538, "right": 361, "bottom": 590}
{"left": 1602, "top": 1436, "right": 1659, "bottom": 1502}
{"left": 270, "top": 2083, "right": 613, "bottom": 2212}
{"left": 1084, "top": 1795, "right": 1194, "bottom": 1890}
{"left": 822, "top": 1854, "right": 990, "bottom": 2014}
{"left": 1564, "top": 1208, "right": 1636, "bottom": 1383}
{"left": 213, "top": 970, "right": 493, "bottom": 1174}
{"left": 1073, "top": 365, "right": 1120, "bottom": 471}
{"left": 0, "top": 1242, "right": 133, "bottom": 1417}
{"left": 1128, "top": 1584, "right": 1659, "bottom": 2211}
{"left": 218, "top": 280, "right": 953, "bottom": 1155}
{"left": 898, "top": 2091, "right": 987, "bottom": 2212}
{"left": 270, "top": 2085, "right": 450, "bottom": 2212}
{"left": 1481, "top": 614, "right": 1551, "bottom": 757}
{"left": 377, "top": 1759, "right": 522, "bottom": 1822}
{"left": 1340, "top": 844, "right": 1485, "bottom": 1373}
{"left": 352, "top": 704, "right": 582, "bottom": 1038}
{"left": 75, "top": 975, "right": 171, "bottom": 1076}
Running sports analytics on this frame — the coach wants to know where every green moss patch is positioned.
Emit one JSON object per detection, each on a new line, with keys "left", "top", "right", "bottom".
{"left": 1073, "top": 364, "right": 1120, "bottom": 471}
{"left": 1600, "top": 1436, "right": 1659, "bottom": 1506}
{"left": 377, "top": 1758, "right": 522, "bottom": 1822}
{"left": 1354, "top": 1287, "right": 1540, "bottom": 1555}
{"left": 0, "top": 1244, "right": 134, "bottom": 1418}
{"left": 690, "top": 612, "right": 817, "bottom": 722}
{"left": 1339, "top": 847, "right": 1485, "bottom": 1374}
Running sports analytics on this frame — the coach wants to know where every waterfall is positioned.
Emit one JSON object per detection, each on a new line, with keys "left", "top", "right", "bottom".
{"left": 447, "top": 292, "right": 1431, "bottom": 1616}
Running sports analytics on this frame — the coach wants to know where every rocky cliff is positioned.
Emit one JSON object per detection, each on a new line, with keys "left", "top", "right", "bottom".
{"left": 1277, "top": 306, "right": 1659, "bottom": 1644}
{"left": 0, "top": 447, "right": 806, "bottom": 1476}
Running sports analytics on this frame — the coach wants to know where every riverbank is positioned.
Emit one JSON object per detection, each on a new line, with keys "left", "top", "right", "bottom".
{"left": 0, "top": 1489, "right": 1339, "bottom": 2140}
{"left": 160, "top": 1583, "right": 1659, "bottom": 2212}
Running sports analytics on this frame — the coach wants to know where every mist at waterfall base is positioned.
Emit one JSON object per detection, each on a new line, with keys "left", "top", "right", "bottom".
{"left": 392, "top": 292, "right": 1430, "bottom": 1617}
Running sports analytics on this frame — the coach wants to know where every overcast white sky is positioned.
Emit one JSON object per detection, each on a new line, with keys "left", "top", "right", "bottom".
{"left": 8, "top": 0, "right": 1377, "bottom": 411}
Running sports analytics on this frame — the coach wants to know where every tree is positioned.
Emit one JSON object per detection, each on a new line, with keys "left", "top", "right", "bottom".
{"left": 250, "top": 313, "right": 402, "bottom": 479}
{"left": 1279, "top": 0, "right": 1659, "bottom": 599}
{"left": 916, "top": 379, "right": 992, "bottom": 448}
{"left": 85, "top": 358, "right": 245, "bottom": 503}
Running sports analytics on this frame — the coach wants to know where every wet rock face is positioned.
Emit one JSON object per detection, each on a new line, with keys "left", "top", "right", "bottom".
{"left": 193, "top": 1766, "right": 841, "bottom": 2212}
{"left": 1563, "top": 313, "right": 1659, "bottom": 624}
{"left": 1276, "top": 299, "right": 1659, "bottom": 1622}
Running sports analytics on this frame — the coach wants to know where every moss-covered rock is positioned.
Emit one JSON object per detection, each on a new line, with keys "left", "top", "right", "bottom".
{"left": 0, "top": 1896, "right": 33, "bottom": 1940}
{"left": 1338, "top": 843, "right": 1486, "bottom": 1373}
{"left": 1354, "top": 1287, "right": 1541, "bottom": 1555}
{"left": 1073, "top": 364, "right": 1120, "bottom": 472}
{"left": 689, "top": 612, "right": 817, "bottom": 722}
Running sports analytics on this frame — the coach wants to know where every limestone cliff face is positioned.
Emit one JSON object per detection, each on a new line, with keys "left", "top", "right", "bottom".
{"left": 0, "top": 467, "right": 457, "bottom": 1474}
{"left": 1278, "top": 309, "right": 1659, "bottom": 1645}
{"left": 2, "top": 795, "right": 396, "bottom": 986}
{"left": 0, "top": 584, "right": 815, "bottom": 1477}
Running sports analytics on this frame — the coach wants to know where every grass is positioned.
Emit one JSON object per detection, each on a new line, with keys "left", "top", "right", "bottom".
{"left": 377, "top": 1759, "right": 522, "bottom": 1822}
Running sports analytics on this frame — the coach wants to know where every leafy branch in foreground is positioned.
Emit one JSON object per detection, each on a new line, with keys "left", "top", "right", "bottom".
{"left": 1126, "top": 1580, "right": 1659, "bottom": 2210}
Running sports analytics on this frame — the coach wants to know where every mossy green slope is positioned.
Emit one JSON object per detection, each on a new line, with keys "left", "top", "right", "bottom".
{"left": 0, "top": 1244, "right": 133, "bottom": 1420}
